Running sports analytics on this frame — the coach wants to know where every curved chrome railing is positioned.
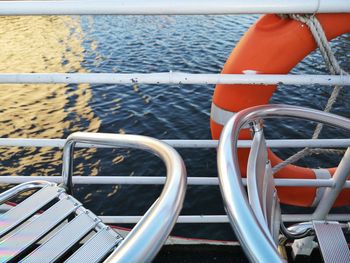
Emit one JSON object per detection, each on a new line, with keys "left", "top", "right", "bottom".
{"left": 0, "top": 180, "right": 54, "bottom": 204}
{"left": 62, "top": 132, "right": 187, "bottom": 263}
{"left": 217, "top": 104, "right": 350, "bottom": 263}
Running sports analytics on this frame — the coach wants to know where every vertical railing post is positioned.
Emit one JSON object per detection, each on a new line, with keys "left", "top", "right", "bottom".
{"left": 61, "top": 139, "right": 76, "bottom": 194}
{"left": 313, "top": 147, "right": 350, "bottom": 220}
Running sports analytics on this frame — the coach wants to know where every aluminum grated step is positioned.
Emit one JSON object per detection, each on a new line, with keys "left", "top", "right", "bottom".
{"left": 0, "top": 185, "right": 63, "bottom": 237}
{"left": 313, "top": 221, "right": 350, "bottom": 263}
{"left": 0, "top": 184, "right": 123, "bottom": 263}
{"left": 65, "top": 227, "right": 123, "bottom": 263}
{"left": 20, "top": 211, "right": 97, "bottom": 263}
{"left": 0, "top": 197, "right": 77, "bottom": 262}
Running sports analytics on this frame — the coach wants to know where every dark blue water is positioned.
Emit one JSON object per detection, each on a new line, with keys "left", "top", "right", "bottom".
{"left": 0, "top": 15, "right": 349, "bottom": 240}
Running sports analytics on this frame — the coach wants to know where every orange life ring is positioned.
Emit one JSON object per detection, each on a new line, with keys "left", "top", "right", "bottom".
{"left": 211, "top": 14, "right": 350, "bottom": 207}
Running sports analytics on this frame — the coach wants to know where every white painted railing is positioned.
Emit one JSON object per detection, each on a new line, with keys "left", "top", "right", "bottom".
{"left": 0, "top": 175, "right": 347, "bottom": 187}
{"left": 1, "top": 0, "right": 349, "bottom": 15}
{"left": 100, "top": 214, "right": 350, "bottom": 224}
{"left": 0, "top": 175, "right": 348, "bottom": 224}
{"left": 0, "top": 138, "right": 349, "bottom": 148}
{"left": 0, "top": 73, "right": 349, "bottom": 86}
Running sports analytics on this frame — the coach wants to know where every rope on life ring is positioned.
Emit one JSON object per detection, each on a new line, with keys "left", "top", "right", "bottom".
{"left": 211, "top": 13, "right": 350, "bottom": 207}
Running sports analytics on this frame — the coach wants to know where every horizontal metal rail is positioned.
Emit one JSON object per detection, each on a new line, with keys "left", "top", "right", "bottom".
{"left": 0, "top": 0, "right": 348, "bottom": 15}
{"left": 0, "top": 212, "right": 346, "bottom": 225}
{"left": 100, "top": 214, "right": 350, "bottom": 224}
{"left": 0, "top": 138, "right": 349, "bottom": 149}
{"left": 1, "top": 176, "right": 349, "bottom": 188}
{"left": 0, "top": 73, "right": 350, "bottom": 86}
{"left": 1, "top": 211, "right": 346, "bottom": 225}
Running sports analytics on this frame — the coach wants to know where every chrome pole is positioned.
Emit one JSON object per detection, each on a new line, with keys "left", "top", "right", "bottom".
{"left": 312, "top": 147, "right": 350, "bottom": 220}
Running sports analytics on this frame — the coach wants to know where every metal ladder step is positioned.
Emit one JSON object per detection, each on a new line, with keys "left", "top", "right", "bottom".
{"left": 0, "top": 197, "right": 77, "bottom": 262}
{"left": 0, "top": 185, "right": 63, "bottom": 237}
{"left": 313, "top": 221, "right": 350, "bottom": 263}
{"left": 65, "top": 228, "right": 122, "bottom": 263}
{"left": 21, "top": 212, "right": 97, "bottom": 263}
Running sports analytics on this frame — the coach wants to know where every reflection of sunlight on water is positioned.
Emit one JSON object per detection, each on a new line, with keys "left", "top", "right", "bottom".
{"left": 0, "top": 16, "right": 101, "bottom": 177}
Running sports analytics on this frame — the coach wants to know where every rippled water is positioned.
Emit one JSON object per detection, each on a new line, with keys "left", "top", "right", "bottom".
{"left": 0, "top": 15, "right": 349, "bottom": 240}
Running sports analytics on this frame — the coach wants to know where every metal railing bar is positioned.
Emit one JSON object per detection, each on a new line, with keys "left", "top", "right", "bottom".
{"left": 3, "top": 213, "right": 346, "bottom": 225}
{"left": 101, "top": 215, "right": 229, "bottom": 224}
{"left": 99, "top": 213, "right": 350, "bottom": 224}
{"left": 313, "top": 148, "right": 350, "bottom": 220}
{"left": 0, "top": 176, "right": 345, "bottom": 187}
{"left": 282, "top": 213, "right": 350, "bottom": 222}
{"left": 0, "top": 73, "right": 349, "bottom": 86}
{"left": 0, "top": 138, "right": 349, "bottom": 149}
{"left": 0, "top": 214, "right": 344, "bottom": 224}
{"left": 0, "top": 0, "right": 348, "bottom": 15}
{"left": 0, "top": 212, "right": 343, "bottom": 225}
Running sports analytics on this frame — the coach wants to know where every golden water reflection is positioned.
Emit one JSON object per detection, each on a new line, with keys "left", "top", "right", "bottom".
{"left": 0, "top": 16, "right": 101, "bottom": 176}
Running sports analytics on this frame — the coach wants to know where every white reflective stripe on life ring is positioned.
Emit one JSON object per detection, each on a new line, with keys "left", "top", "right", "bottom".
{"left": 211, "top": 103, "right": 251, "bottom": 129}
{"left": 311, "top": 168, "right": 332, "bottom": 207}
{"left": 210, "top": 103, "right": 236, "bottom": 126}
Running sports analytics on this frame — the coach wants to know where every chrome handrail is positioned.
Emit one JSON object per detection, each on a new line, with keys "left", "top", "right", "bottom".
{"left": 0, "top": 180, "right": 54, "bottom": 204}
{"left": 217, "top": 104, "right": 350, "bottom": 263}
{"left": 62, "top": 132, "right": 187, "bottom": 263}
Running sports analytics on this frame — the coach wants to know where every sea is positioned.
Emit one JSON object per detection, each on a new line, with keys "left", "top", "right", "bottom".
{"left": 0, "top": 15, "right": 349, "bottom": 240}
